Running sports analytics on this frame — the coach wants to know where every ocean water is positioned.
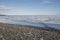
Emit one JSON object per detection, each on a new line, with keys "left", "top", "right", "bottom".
{"left": 6, "top": 15, "right": 60, "bottom": 24}
{"left": 0, "top": 15, "right": 60, "bottom": 31}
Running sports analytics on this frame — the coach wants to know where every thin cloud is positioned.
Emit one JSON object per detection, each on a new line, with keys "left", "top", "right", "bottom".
{"left": 40, "top": 0, "right": 53, "bottom": 4}
{"left": 0, "top": 5, "right": 10, "bottom": 11}
{"left": 0, "top": 5, "right": 11, "bottom": 14}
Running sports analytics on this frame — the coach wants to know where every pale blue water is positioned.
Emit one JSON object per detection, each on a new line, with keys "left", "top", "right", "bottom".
{"left": 0, "top": 18, "right": 45, "bottom": 27}
{"left": 0, "top": 15, "right": 60, "bottom": 31}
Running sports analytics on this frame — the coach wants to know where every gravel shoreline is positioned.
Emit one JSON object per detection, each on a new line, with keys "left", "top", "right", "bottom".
{"left": 0, "top": 23, "right": 60, "bottom": 40}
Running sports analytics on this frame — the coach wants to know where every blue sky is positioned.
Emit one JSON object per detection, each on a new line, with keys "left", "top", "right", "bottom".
{"left": 0, "top": 0, "right": 60, "bottom": 15}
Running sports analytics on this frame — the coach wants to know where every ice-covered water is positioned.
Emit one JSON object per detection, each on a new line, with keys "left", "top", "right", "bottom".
{"left": 0, "top": 15, "right": 60, "bottom": 31}
{"left": 6, "top": 15, "right": 60, "bottom": 24}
